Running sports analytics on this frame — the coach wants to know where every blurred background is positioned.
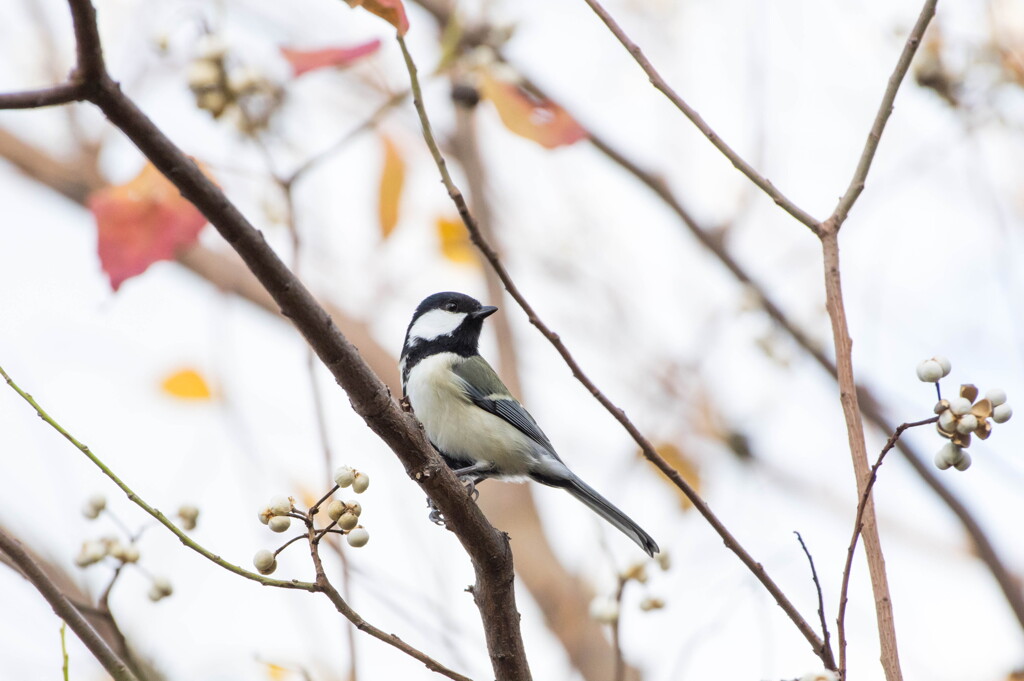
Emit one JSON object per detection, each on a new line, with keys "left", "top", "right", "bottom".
{"left": 1, "top": 0, "right": 1023, "bottom": 679}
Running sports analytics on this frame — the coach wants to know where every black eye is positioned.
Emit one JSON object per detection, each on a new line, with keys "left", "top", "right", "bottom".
{"left": 445, "top": 302, "right": 458, "bottom": 312}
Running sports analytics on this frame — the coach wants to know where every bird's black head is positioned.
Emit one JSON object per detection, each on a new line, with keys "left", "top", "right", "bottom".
{"left": 400, "top": 292, "right": 497, "bottom": 386}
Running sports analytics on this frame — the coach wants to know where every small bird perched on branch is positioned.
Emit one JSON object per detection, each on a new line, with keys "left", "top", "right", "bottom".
{"left": 400, "top": 291, "right": 659, "bottom": 556}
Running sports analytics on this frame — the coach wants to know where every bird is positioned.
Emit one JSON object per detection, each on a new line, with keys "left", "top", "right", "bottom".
{"left": 400, "top": 291, "right": 659, "bottom": 557}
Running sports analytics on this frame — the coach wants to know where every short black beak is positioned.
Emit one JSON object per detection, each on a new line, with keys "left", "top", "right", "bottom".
{"left": 471, "top": 305, "right": 498, "bottom": 320}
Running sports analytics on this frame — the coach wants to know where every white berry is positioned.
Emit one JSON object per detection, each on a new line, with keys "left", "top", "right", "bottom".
{"left": 352, "top": 472, "right": 370, "bottom": 494}
{"left": 268, "top": 516, "right": 291, "bottom": 533}
{"left": 253, "top": 549, "right": 276, "bottom": 573}
{"left": 82, "top": 502, "right": 101, "bottom": 520}
{"left": 258, "top": 506, "right": 273, "bottom": 525}
{"left": 935, "top": 443, "right": 961, "bottom": 470}
{"left": 949, "top": 397, "right": 973, "bottom": 416}
{"left": 916, "top": 359, "right": 943, "bottom": 383}
{"left": 956, "top": 414, "right": 978, "bottom": 434}
{"left": 326, "top": 500, "right": 345, "bottom": 522}
{"left": 938, "top": 409, "right": 957, "bottom": 433}
{"left": 148, "top": 577, "right": 173, "bottom": 602}
{"left": 953, "top": 451, "right": 972, "bottom": 471}
{"left": 588, "top": 596, "right": 619, "bottom": 624}
{"left": 187, "top": 59, "right": 221, "bottom": 90}
{"left": 986, "top": 389, "right": 1007, "bottom": 407}
{"left": 346, "top": 501, "right": 362, "bottom": 517}
{"left": 337, "top": 512, "right": 359, "bottom": 531}
{"left": 268, "top": 495, "right": 292, "bottom": 516}
{"left": 346, "top": 527, "right": 370, "bottom": 547}
{"left": 993, "top": 404, "right": 1013, "bottom": 424}
{"left": 932, "top": 356, "right": 951, "bottom": 377}
{"left": 333, "top": 466, "right": 355, "bottom": 488}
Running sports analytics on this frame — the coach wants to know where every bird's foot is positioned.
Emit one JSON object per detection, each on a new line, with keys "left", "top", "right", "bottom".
{"left": 426, "top": 497, "right": 446, "bottom": 526}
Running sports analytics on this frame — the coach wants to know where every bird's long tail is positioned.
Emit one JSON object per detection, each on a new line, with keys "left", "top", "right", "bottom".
{"left": 549, "top": 475, "right": 659, "bottom": 557}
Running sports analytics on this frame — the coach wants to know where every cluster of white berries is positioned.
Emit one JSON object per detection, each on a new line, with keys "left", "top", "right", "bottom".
{"left": 186, "top": 34, "right": 282, "bottom": 134}
{"left": 253, "top": 465, "right": 372, "bottom": 576}
{"left": 76, "top": 493, "right": 179, "bottom": 603}
{"left": 589, "top": 552, "right": 670, "bottom": 624}
{"left": 74, "top": 535, "right": 140, "bottom": 567}
{"left": 916, "top": 356, "right": 1012, "bottom": 472}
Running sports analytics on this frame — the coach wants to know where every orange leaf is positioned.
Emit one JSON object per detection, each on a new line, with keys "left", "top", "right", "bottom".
{"left": 88, "top": 162, "right": 210, "bottom": 291}
{"left": 346, "top": 0, "right": 409, "bottom": 36}
{"left": 280, "top": 40, "right": 381, "bottom": 77}
{"left": 161, "top": 369, "right": 213, "bottom": 400}
{"left": 644, "top": 442, "right": 700, "bottom": 511}
{"left": 378, "top": 136, "right": 405, "bottom": 239}
{"left": 436, "top": 216, "right": 477, "bottom": 265}
{"left": 480, "top": 73, "right": 587, "bottom": 149}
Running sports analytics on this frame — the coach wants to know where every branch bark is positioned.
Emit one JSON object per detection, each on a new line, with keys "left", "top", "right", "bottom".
{"left": 7, "top": 2, "right": 535, "bottom": 679}
{"left": 0, "top": 527, "right": 140, "bottom": 681}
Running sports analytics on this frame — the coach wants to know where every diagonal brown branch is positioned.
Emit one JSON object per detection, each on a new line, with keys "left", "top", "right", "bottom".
{"left": 396, "top": 33, "right": 830, "bottom": 666}
{"left": 829, "top": 0, "right": 938, "bottom": 229}
{"left": 577, "top": 0, "right": 821, "bottom": 233}
{"left": 0, "top": 2, "right": 534, "bottom": 679}
{"left": 0, "top": 527, "right": 139, "bottom": 681}
{"left": 837, "top": 417, "right": 937, "bottom": 677}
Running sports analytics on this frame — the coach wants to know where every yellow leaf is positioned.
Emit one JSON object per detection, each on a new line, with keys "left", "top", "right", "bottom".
{"left": 436, "top": 216, "right": 478, "bottom": 265}
{"left": 378, "top": 135, "right": 405, "bottom": 239}
{"left": 264, "top": 663, "right": 290, "bottom": 681}
{"left": 161, "top": 369, "right": 212, "bottom": 400}
{"left": 644, "top": 442, "right": 700, "bottom": 511}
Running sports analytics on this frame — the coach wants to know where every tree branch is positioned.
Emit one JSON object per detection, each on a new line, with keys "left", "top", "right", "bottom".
{"left": 836, "top": 416, "right": 937, "bottom": 677}
{"left": 0, "top": 84, "right": 86, "bottom": 109}
{"left": 50, "top": 2, "right": 531, "bottom": 679}
{"left": 397, "top": 32, "right": 829, "bottom": 665}
{"left": 829, "top": 0, "right": 938, "bottom": 228}
{"left": 577, "top": 0, "right": 821, "bottom": 233}
{"left": 0, "top": 527, "right": 139, "bottom": 681}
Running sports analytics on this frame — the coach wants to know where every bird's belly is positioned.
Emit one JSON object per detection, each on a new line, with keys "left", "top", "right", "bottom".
{"left": 406, "top": 354, "right": 537, "bottom": 477}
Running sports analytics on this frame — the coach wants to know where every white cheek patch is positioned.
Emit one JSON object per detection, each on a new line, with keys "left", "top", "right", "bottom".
{"left": 409, "top": 309, "right": 467, "bottom": 342}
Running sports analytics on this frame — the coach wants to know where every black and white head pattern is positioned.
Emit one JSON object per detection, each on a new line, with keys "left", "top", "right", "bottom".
{"left": 400, "top": 292, "right": 495, "bottom": 392}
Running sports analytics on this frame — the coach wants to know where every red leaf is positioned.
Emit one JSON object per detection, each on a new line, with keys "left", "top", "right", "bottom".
{"left": 346, "top": 0, "right": 409, "bottom": 36}
{"left": 480, "top": 73, "right": 588, "bottom": 149}
{"left": 280, "top": 40, "right": 381, "bottom": 77}
{"left": 88, "top": 163, "right": 209, "bottom": 291}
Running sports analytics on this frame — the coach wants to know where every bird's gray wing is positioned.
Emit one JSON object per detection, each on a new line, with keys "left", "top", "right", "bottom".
{"left": 453, "top": 356, "right": 558, "bottom": 455}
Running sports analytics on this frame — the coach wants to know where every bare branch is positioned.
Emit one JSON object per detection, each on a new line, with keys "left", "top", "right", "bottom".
{"left": 578, "top": 0, "right": 821, "bottom": 232}
{"left": 396, "top": 32, "right": 829, "bottom": 665}
{"left": 837, "top": 416, "right": 937, "bottom": 677}
{"left": 829, "top": 0, "right": 938, "bottom": 229}
{"left": 793, "top": 532, "right": 836, "bottom": 670}
{"left": 0, "top": 84, "right": 85, "bottom": 109}
{"left": 0, "top": 527, "right": 139, "bottom": 681}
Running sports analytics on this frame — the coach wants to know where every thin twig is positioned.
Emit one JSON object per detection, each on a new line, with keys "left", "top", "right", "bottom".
{"left": 0, "top": 84, "right": 85, "bottom": 109}
{"left": 60, "top": 621, "right": 69, "bottom": 681}
{"left": 611, "top": 576, "right": 628, "bottom": 681}
{"left": 837, "top": 416, "right": 937, "bottom": 677}
{"left": 396, "top": 32, "right": 828, "bottom": 665}
{"left": 793, "top": 532, "right": 836, "bottom": 670}
{"left": 577, "top": 0, "right": 820, "bottom": 233}
{"left": 828, "top": 0, "right": 938, "bottom": 229}
{"left": 0, "top": 363, "right": 316, "bottom": 592}
{"left": 0, "top": 528, "right": 139, "bottom": 681}
{"left": 305, "top": 526, "right": 474, "bottom": 681}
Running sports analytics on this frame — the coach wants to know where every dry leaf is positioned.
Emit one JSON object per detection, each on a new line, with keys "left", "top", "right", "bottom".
{"left": 378, "top": 136, "right": 405, "bottom": 239}
{"left": 436, "top": 216, "right": 477, "bottom": 265}
{"left": 479, "top": 72, "right": 587, "bottom": 149}
{"left": 89, "top": 162, "right": 210, "bottom": 291}
{"left": 280, "top": 40, "right": 381, "bottom": 77}
{"left": 345, "top": 0, "right": 409, "bottom": 35}
{"left": 161, "top": 369, "right": 213, "bottom": 400}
